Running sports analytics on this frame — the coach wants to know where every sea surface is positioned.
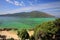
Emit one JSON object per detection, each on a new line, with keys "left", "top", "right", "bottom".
{"left": 0, "top": 16, "right": 55, "bottom": 29}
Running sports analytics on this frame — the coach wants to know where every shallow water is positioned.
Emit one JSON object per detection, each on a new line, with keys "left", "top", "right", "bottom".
{"left": 0, "top": 16, "right": 55, "bottom": 29}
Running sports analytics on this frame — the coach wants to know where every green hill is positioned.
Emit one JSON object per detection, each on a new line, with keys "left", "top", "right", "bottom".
{"left": 0, "top": 11, "right": 55, "bottom": 18}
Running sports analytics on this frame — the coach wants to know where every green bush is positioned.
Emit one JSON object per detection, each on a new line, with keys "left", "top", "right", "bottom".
{"left": 30, "top": 35, "right": 35, "bottom": 40}
{"left": 17, "top": 29, "right": 29, "bottom": 40}
{"left": 54, "top": 18, "right": 60, "bottom": 28}
{"left": 7, "top": 38, "right": 14, "bottom": 40}
{"left": 34, "top": 18, "right": 60, "bottom": 40}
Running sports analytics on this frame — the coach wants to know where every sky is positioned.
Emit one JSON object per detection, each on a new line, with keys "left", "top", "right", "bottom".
{"left": 0, "top": 0, "right": 60, "bottom": 17}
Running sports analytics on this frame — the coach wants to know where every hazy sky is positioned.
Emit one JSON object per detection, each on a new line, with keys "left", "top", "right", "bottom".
{"left": 0, "top": 0, "right": 60, "bottom": 17}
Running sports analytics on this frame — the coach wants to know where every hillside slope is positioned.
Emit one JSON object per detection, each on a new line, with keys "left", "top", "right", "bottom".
{"left": 0, "top": 11, "right": 55, "bottom": 18}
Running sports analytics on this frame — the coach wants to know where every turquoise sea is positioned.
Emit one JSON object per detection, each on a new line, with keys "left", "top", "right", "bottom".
{"left": 0, "top": 16, "right": 55, "bottom": 29}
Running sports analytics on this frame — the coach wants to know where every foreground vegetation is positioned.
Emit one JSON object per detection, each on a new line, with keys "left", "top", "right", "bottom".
{"left": 16, "top": 18, "right": 60, "bottom": 40}
{"left": 34, "top": 18, "right": 60, "bottom": 40}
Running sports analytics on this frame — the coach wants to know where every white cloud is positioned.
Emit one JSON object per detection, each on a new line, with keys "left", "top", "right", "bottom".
{"left": 6, "top": 2, "right": 59, "bottom": 11}
{"left": 19, "top": 1, "right": 25, "bottom": 6}
{"left": 14, "top": 1, "right": 20, "bottom": 6}
{"left": 5, "top": 0, "right": 25, "bottom": 6}
{"left": 6, "top": 0, "right": 13, "bottom": 4}
{"left": 6, "top": 0, "right": 10, "bottom": 2}
{"left": 14, "top": 1, "right": 25, "bottom": 6}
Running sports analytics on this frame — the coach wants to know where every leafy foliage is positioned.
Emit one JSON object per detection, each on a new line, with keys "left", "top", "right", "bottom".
{"left": 34, "top": 18, "right": 60, "bottom": 40}
{"left": 29, "top": 35, "right": 35, "bottom": 40}
{"left": 17, "top": 29, "right": 29, "bottom": 40}
{"left": 54, "top": 18, "right": 60, "bottom": 27}
{"left": 7, "top": 38, "right": 14, "bottom": 40}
